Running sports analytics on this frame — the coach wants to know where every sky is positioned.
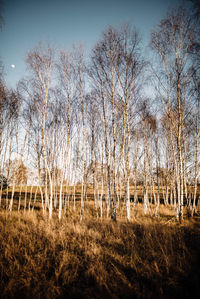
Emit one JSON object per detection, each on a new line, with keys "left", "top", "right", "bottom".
{"left": 0, "top": 0, "right": 182, "bottom": 88}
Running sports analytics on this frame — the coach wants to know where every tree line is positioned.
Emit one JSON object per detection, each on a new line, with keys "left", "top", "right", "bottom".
{"left": 0, "top": 4, "right": 199, "bottom": 222}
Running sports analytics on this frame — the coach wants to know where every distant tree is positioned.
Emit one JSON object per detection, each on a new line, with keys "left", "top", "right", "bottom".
{"left": 15, "top": 161, "right": 28, "bottom": 185}
{"left": 0, "top": 174, "right": 8, "bottom": 189}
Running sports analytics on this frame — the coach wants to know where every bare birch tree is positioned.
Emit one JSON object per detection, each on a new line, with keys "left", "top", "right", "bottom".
{"left": 21, "top": 42, "right": 55, "bottom": 219}
{"left": 151, "top": 6, "right": 197, "bottom": 221}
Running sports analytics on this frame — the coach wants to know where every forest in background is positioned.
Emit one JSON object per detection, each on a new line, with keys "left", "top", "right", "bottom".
{"left": 0, "top": 2, "right": 200, "bottom": 298}
{"left": 0, "top": 3, "right": 199, "bottom": 224}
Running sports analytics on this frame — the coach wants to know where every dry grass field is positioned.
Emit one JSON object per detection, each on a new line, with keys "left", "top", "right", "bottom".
{"left": 0, "top": 200, "right": 200, "bottom": 299}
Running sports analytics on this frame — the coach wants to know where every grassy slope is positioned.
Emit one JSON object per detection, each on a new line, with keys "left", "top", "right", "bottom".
{"left": 0, "top": 204, "right": 200, "bottom": 299}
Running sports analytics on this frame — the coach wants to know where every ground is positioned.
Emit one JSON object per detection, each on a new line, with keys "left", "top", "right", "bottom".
{"left": 0, "top": 202, "right": 200, "bottom": 299}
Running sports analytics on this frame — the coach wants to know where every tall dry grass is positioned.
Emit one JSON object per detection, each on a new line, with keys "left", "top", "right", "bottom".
{"left": 0, "top": 203, "right": 200, "bottom": 298}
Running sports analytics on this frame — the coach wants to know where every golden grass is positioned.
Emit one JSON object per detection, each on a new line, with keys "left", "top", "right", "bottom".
{"left": 0, "top": 203, "right": 200, "bottom": 299}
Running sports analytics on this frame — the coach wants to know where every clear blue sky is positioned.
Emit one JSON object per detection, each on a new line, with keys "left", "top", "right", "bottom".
{"left": 1, "top": 0, "right": 182, "bottom": 88}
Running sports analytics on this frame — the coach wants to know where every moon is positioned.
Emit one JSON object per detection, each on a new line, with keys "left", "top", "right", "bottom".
{"left": 11, "top": 64, "right": 15, "bottom": 69}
